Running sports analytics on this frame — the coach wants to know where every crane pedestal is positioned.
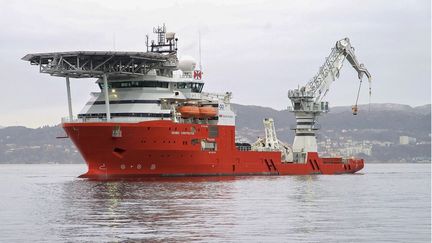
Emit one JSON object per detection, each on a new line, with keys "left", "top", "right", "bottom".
{"left": 288, "top": 89, "right": 329, "bottom": 163}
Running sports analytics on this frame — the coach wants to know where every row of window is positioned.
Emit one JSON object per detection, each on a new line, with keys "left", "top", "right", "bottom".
{"left": 177, "top": 82, "right": 204, "bottom": 93}
{"left": 78, "top": 113, "right": 220, "bottom": 121}
{"left": 99, "top": 81, "right": 169, "bottom": 90}
{"left": 98, "top": 81, "right": 204, "bottom": 93}
{"left": 89, "top": 100, "right": 161, "bottom": 105}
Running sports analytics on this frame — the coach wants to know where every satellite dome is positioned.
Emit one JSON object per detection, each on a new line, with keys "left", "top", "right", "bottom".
{"left": 178, "top": 56, "right": 196, "bottom": 72}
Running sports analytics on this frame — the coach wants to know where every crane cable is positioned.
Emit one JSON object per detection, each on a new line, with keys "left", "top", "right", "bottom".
{"left": 355, "top": 77, "right": 363, "bottom": 106}
{"left": 368, "top": 78, "right": 372, "bottom": 112}
{"left": 352, "top": 77, "right": 363, "bottom": 115}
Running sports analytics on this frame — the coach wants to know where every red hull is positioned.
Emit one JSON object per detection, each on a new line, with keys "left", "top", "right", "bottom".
{"left": 63, "top": 121, "right": 364, "bottom": 179}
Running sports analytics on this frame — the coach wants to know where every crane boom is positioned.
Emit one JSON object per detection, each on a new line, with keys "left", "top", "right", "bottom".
{"left": 287, "top": 38, "right": 372, "bottom": 162}
{"left": 305, "top": 38, "right": 371, "bottom": 102}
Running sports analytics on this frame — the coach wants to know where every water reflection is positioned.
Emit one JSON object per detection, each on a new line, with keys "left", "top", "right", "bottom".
{"left": 1, "top": 164, "right": 429, "bottom": 242}
{"left": 59, "top": 177, "right": 239, "bottom": 242}
{"left": 57, "top": 175, "right": 328, "bottom": 242}
{"left": 48, "top": 168, "right": 430, "bottom": 242}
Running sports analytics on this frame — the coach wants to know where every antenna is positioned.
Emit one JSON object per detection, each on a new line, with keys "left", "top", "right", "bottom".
{"left": 198, "top": 30, "right": 202, "bottom": 71}
{"left": 112, "top": 33, "right": 116, "bottom": 51}
{"left": 145, "top": 34, "right": 149, "bottom": 52}
{"left": 147, "top": 24, "right": 178, "bottom": 54}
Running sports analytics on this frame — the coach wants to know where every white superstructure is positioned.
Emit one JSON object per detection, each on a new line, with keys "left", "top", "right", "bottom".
{"left": 23, "top": 24, "right": 236, "bottom": 127}
{"left": 77, "top": 73, "right": 235, "bottom": 125}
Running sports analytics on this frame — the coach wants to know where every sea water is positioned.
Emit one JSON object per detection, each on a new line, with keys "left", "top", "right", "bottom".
{"left": 0, "top": 163, "right": 430, "bottom": 242}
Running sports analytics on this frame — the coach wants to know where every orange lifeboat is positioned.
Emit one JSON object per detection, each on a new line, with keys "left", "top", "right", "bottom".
{"left": 177, "top": 106, "right": 200, "bottom": 118}
{"left": 199, "top": 106, "right": 218, "bottom": 118}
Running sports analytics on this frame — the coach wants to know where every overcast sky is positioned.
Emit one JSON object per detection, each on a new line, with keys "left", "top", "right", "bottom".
{"left": 0, "top": 0, "right": 430, "bottom": 127}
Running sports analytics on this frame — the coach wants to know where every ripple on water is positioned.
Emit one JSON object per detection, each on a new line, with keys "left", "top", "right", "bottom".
{"left": 0, "top": 163, "right": 430, "bottom": 242}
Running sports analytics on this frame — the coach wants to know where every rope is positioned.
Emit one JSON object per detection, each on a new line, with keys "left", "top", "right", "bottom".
{"left": 355, "top": 78, "right": 363, "bottom": 107}
{"left": 368, "top": 79, "right": 372, "bottom": 112}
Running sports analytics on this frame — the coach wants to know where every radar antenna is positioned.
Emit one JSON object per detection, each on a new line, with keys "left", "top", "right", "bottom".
{"left": 198, "top": 30, "right": 202, "bottom": 71}
{"left": 146, "top": 23, "right": 178, "bottom": 54}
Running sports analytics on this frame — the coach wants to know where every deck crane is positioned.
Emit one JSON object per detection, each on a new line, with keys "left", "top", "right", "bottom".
{"left": 251, "top": 118, "right": 292, "bottom": 161}
{"left": 287, "top": 38, "right": 372, "bottom": 162}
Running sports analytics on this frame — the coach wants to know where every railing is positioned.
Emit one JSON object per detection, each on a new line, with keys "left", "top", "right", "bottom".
{"left": 287, "top": 101, "right": 329, "bottom": 113}
{"left": 290, "top": 124, "right": 321, "bottom": 130}
{"left": 61, "top": 116, "right": 85, "bottom": 123}
{"left": 235, "top": 143, "right": 252, "bottom": 151}
{"left": 61, "top": 116, "right": 171, "bottom": 124}
{"left": 201, "top": 92, "right": 232, "bottom": 102}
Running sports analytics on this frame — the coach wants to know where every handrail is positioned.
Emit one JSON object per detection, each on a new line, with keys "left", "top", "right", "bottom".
{"left": 61, "top": 116, "right": 171, "bottom": 124}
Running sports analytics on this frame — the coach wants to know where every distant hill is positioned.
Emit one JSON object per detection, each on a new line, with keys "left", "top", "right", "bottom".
{"left": 414, "top": 104, "right": 432, "bottom": 114}
{"left": 0, "top": 125, "right": 82, "bottom": 164}
{"left": 0, "top": 103, "right": 430, "bottom": 164}
{"left": 233, "top": 103, "right": 431, "bottom": 141}
{"left": 329, "top": 103, "right": 431, "bottom": 114}
{"left": 233, "top": 103, "right": 430, "bottom": 163}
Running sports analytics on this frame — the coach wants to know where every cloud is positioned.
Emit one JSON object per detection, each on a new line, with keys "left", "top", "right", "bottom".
{"left": 0, "top": 0, "right": 430, "bottom": 127}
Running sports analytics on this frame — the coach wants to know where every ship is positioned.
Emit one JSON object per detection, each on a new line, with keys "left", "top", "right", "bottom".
{"left": 22, "top": 24, "right": 371, "bottom": 179}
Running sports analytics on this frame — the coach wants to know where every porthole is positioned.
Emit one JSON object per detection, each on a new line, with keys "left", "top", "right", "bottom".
{"left": 137, "top": 164, "right": 142, "bottom": 170}
{"left": 120, "top": 164, "right": 126, "bottom": 170}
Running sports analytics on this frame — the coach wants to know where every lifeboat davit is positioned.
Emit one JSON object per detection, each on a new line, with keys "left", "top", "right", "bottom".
{"left": 199, "top": 106, "right": 218, "bottom": 118}
{"left": 177, "top": 106, "right": 200, "bottom": 118}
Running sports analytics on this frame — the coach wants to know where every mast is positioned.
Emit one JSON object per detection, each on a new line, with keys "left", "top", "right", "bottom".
{"left": 149, "top": 24, "right": 178, "bottom": 54}
{"left": 198, "top": 30, "right": 202, "bottom": 71}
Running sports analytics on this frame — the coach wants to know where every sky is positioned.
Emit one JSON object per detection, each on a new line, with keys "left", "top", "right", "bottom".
{"left": 0, "top": 0, "right": 430, "bottom": 128}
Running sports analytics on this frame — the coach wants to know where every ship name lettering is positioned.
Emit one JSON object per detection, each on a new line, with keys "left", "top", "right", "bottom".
{"left": 171, "top": 131, "right": 195, "bottom": 135}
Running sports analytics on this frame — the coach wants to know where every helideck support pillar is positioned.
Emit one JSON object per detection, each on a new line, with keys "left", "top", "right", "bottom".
{"left": 103, "top": 73, "right": 111, "bottom": 121}
{"left": 65, "top": 76, "right": 73, "bottom": 121}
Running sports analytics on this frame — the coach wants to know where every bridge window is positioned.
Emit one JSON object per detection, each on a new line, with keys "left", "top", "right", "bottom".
{"left": 177, "top": 82, "right": 204, "bottom": 93}
{"left": 99, "top": 81, "right": 169, "bottom": 89}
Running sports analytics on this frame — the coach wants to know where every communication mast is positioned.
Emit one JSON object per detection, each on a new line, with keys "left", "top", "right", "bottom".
{"left": 146, "top": 23, "right": 178, "bottom": 54}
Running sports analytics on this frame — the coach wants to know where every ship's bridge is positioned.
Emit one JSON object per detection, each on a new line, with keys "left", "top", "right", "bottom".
{"left": 22, "top": 24, "right": 235, "bottom": 126}
{"left": 22, "top": 51, "right": 178, "bottom": 122}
